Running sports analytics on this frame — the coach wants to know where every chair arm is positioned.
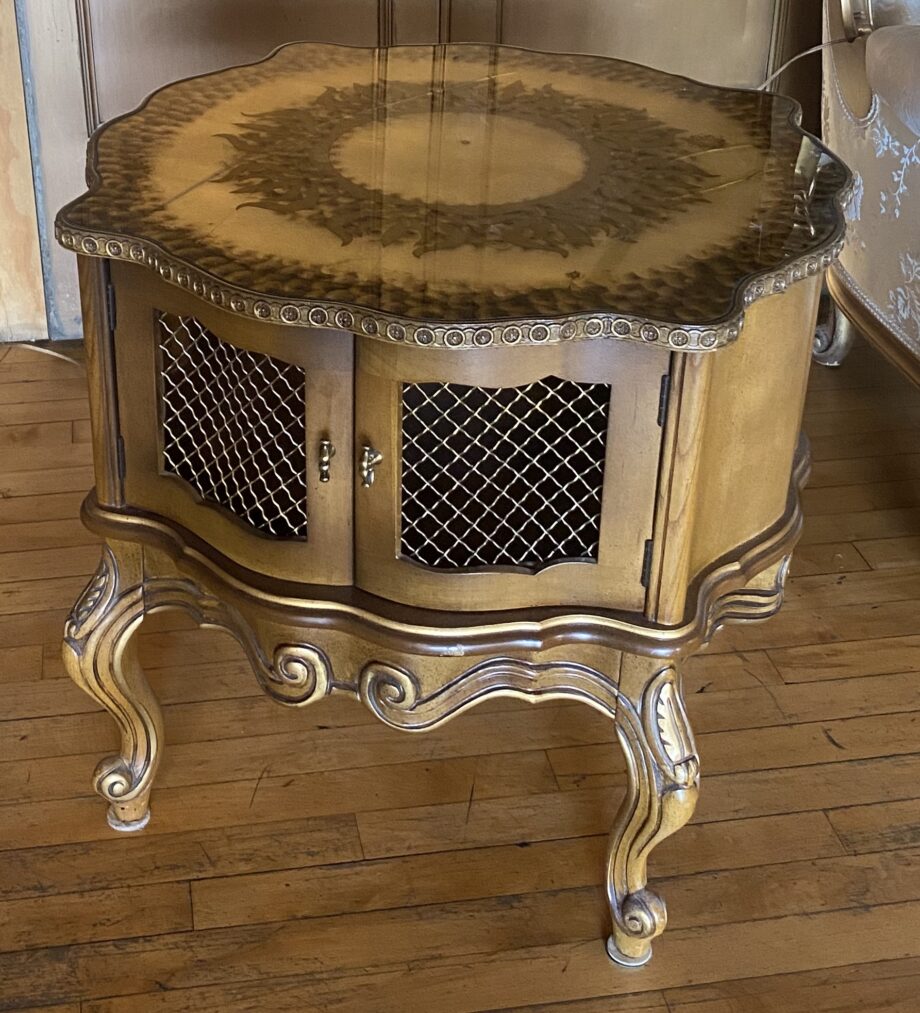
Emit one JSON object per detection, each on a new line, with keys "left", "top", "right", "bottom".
{"left": 866, "top": 25, "right": 920, "bottom": 135}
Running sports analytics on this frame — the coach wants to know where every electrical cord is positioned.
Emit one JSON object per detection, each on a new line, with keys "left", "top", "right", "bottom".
{"left": 758, "top": 37, "right": 853, "bottom": 91}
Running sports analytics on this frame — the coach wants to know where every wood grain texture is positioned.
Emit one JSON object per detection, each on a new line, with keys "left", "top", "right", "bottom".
{"left": 0, "top": 1, "right": 47, "bottom": 343}
{"left": 1, "top": 334, "right": 919, "bottom": 1005}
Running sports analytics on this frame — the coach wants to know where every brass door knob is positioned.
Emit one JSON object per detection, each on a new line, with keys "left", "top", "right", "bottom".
{"left": 360, "top": 444, "right": 383, "bottom": 487}
{"left": 319, "top": 438, "right": 335, "bottom": 483}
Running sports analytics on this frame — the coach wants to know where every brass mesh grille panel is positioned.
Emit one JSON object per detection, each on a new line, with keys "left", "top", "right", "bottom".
{"left": 157, "top": 312, "right": 307, "bottom": 538}
{"left": 401, "top": 376, "right": 610, "bottom": 570}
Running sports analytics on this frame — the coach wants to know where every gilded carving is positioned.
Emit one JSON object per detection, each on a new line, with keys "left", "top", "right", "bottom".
{"left": 63, "top": 544, "right": 335, "bottom": 830}
{"left": 359, "top": 657, "right": 620, "bottom": 730}
{"left": 267, "top": 645, "right": 333, "bottom": 706}
{"left": 644, "top": 667, "right": 700, "bottom": 788}
{"left": 64, "top": 544, "right": 118, "bottom": 645}
{"left": 357, "top": 655, "right": 700, "bottom": 966}
{"left": 605, "top": 666, "right": 700, "bottom": 966}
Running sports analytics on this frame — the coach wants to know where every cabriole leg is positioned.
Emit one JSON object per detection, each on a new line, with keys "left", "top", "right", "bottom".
{"left": 606, "top": 661, "right": 700, "bottom": 966}
{"left": 62, "top": 542, "right": 162, "bottom": 832}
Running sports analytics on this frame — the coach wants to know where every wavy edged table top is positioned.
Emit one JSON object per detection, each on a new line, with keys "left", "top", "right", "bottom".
{"left": 57, "top": 42, "right": 851, "bottom": 351}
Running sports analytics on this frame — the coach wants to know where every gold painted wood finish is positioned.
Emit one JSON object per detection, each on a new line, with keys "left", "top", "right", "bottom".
{"left": 111, "top": 261, "right": 355, "bottom": 586}
{"left": 54, "top": 42, "right": 844, "bottom": 967}
{"left": 56, "top": 42, "right": 850, "bottom": 351}
{"left": 355, "top": 337, "right": 668, "bottom": 611}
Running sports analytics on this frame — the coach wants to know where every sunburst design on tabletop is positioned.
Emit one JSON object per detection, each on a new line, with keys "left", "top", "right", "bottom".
{"left": 214, "top": 78, "right": 721, "bottom": 258}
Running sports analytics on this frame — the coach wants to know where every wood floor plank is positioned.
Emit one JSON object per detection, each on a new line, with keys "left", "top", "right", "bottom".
{"left": 357, "top": 754, "right": 920, "bottom": 859}
{"left": 0, "top": 419, "right": 74, "bottom": 449}
{"left": 191, "top": 836, "right": 914, "bottom": 937}
{"left": 783, "top": 565, "right": 920, "bottom": 610}
{"left": 808, "top": 452, "right": 920, "bottom": 488}
{"left": 683, "top": 649, "right": 782, "bottom": 690}
{"left": 0, "top": 444, "right": 93, "bottom": 481}
{"left": 766, "top": 669, "right": 920, "bottom": 725}
{"left": 72, "top": 417, "right": 91, "bottom": 443}
{"left": 828, "top": 798, "right": 920, "bottom": 855}
{"left": 0, "top": 643, "right": 42, "bottom": 684}
{"left": 769, "top": 633, "right": 920, "bottom": 682}
{"left": 801, "top": 477, "right": 920, "bottom": 514}
{"left": 0, "top": 814, "right": 362, "bottom": 902}
{"left": 664, "top": 956, "right": 920, "bottom": 1011}
{"left": 0, "top": 342, "right": 83, "bottom": 366}
{"left": 0, "top": 490, "right": 88, "bottom": 526}
{"left": 786, "top": 541, "right": 870, "bottom": 576}
{"left": 0, "top": 463, "right": 93, "bottom": 498}
{"left": 704, "top": 596, "right": 920, "bottom": 654}
{"left": 0, "top": 356, "right": 84, "bottom": 383}
{"left": 504, "top": 997, "right": 668, "bottom": 1012}
{"left": 507, "top": 999, "right": 667, "bottom": 1013}
{"left": 855, "top": 534, "right": 920, "bottom": 569}
{"left": 547, "top": 711, "right": 920, "bottom": 787}
{"left": 0, "top": 607, "right": 72, "bottom": 650}
{"left": 803, "top": 384, "right": 920, "bottom": 414}
{"left": 803, "top": 405, "right": 920, "bottom": 436}
{"left": 0, "top": 377, "right": 87, "bottom": 405}
{"left": 72, "top": 900, "right": 920, "bottom": 1013}
{"left": 799, "top": 505, "right": 920, "bottom": 545}
{"left": 0, "top": 396, "right": 90, "bottom": 425}
{"left": 0, "top": 574, "right": 95, "bottom": 616}
{"left": 0, "top": 754, "right": 481, "bottom": 851}
{"left": 0, "top": 881, "right": 192, "bottom": 952}
{"left": 14, "top": 1005, "right": 82, "bottom": 1013}
{"left": 0, "top": 517, "right": 98, "bottom": 553}
{"left": 0, "top": 545, "right": 100, "bottom": 585}
{"left": 808, "top": 428, "right": 920, "bottom": 462}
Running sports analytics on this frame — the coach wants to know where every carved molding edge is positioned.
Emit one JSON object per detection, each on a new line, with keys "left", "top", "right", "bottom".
{"left": 81, "top": 460, "right": 807, "bottom": 663}
{"left": 56, "top": 221, "right": 844, "bottom": 353}
{"left": 703, "top": 553, "right": 792, "bottom": 644}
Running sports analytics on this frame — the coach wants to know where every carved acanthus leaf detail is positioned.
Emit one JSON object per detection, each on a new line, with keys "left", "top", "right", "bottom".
{"left": 642, "top": 668, "right": 700, "bottom": 789}
{"left": 65, "top": 545, "right": 118, "bottom": 645}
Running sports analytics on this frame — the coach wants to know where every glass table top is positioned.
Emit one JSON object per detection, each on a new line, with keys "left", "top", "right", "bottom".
{"left": 57, "top": 42, "right": 851, "bottom": 351}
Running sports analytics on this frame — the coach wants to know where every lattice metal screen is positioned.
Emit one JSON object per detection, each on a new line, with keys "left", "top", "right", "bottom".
{"left": 157, "top": 312, "right": 307, "bottom": 538}
{"left": 401, "top": 376, "right": 610, "bottom": 570}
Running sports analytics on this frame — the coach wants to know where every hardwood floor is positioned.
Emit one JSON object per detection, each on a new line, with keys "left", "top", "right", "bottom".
{"left": 1, "top": 337, "right": 919, "bottom": 1011}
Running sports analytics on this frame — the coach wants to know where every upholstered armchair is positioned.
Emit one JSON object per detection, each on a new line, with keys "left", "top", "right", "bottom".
{"left": 816, "top": 0, "right": 920, "bottom": 380}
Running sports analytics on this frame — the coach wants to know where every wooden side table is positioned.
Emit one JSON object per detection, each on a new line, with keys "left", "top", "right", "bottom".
{"left": 56, "top": 42, "right": 850, "bottom": 966}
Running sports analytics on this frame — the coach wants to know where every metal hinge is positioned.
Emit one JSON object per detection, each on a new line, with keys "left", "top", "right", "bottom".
{"left": 640, "top": 539, "right": 654, "bottom": 588}
{"left": 657, "top": 373, "right": 671, "bottom": 428}
{"left": 115, "top": 435, "right": 126, "bottom": 481}
{"left": 105, "top": 281, "right": 117, "bottom": 334}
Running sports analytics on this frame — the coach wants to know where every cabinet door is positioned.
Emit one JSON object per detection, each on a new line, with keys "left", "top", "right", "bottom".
{"left": 354, "top": 336, "right": 668, "bottom": 612}
{"left": 112, "top": 261, "right": 354, "bottom": 585}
